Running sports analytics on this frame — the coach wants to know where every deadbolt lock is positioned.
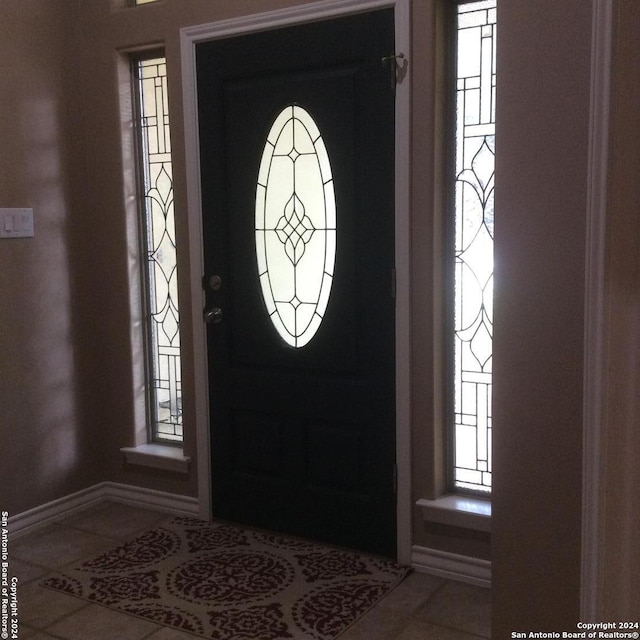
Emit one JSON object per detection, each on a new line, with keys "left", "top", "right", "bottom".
{"left": 204, "top": 307, "right": 223, "bottom": 324}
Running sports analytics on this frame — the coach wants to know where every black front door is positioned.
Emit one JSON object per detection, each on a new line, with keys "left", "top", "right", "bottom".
{"left": 197, "top": 9, "right": 396, "bottom": 557}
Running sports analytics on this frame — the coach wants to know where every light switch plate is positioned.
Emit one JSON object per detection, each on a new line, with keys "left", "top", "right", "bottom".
{"left": 0, "top": 208, "right": 34, "bottom": 238}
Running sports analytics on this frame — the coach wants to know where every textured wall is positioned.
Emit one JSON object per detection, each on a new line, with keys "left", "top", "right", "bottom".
{"left": 492, "top": 0, "right": 591, "bottom": 632}
{"left": 599, "top": 0, "right": 640, "bottom": 618}
{"left": 0, "top": 0, "right": 100, "bottom": 514}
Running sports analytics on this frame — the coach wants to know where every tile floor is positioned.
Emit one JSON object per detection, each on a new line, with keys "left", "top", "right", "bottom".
{"left": 10, "top": 502, "right": 491, "bottom": 639}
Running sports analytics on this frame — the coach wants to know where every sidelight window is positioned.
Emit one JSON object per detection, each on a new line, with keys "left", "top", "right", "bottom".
{"left": 452, "top": 0, "right": 496, "bottom": 493}
{"left": 132, "top": 52, "right": 182, "bottom": 443}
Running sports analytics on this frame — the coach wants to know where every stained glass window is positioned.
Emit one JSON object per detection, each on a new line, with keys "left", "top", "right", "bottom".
{"left": 255, "top": 106, "right": 336, "bottom": 348}
{"left": 453, "top": 0, "right": 496, "bottom": 493}
{"left": 134, "top": 54, "right": 182, "bottom": 443}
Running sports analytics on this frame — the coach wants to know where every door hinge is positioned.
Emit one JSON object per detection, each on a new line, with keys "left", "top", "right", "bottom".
{"left": 381, "top": 53, "right": 407, "bottom": 90}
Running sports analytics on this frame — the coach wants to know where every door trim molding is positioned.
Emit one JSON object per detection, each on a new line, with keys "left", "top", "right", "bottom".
{"left": 580, "top": 0, "right": 614, "bottom": 620}
{"left": 180, "top": 0, "right": 412, "bottom": 562}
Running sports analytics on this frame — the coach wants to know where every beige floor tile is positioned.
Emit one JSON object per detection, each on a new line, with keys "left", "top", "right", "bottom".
{"left": 339, "top": 605, "right": 411, "bottom": 640}
{"left": 46, "top": 603, "right": 160, "bottom": 640}
{"left": 61, "top": 502, "right": 170, "bottom": 540}
{"left": 10, "top": 524, "right": 117, "bottom": 569}
{"left": 394, "top": 619, "right": 489, "bottom": 640}
{"left": 10, "top": 557, "right": 48, "bottom": 584}
{"left": 18, "top": 617, "right": 42, "bottom": 638}
{"left": 377, "top": 571, "right": 444, "bottom": 615}
{"left": 12, "top": 507, "right": 493, "bottom": 639}
{"left": 16, "top": 623, "right": 39, "bottom": 639}
{"left": 18, "top": 581, "right": 87, "bottom": 629}
{"left": 145, "top": 626, "right": 210, "bottom": 640}
{"left": 416, "top": 581, "right": 491, "bottom": 638}
{"left": 16, "top": 626, "right": 33, "bottom": 640}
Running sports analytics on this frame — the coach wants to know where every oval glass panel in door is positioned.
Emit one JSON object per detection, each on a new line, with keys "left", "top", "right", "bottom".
{"left": 255, "top": 105, "right": 337, "bottom": 348}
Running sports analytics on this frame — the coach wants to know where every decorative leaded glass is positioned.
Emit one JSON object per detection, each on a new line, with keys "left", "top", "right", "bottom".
{"left": 135, "top": 55, "right": 182, "bottom": 443}
{"left": 453, "top": 0, "right": 496, "bottom": 493}
{"left": 255, "top": 106, "right": 336, "bottom": 348}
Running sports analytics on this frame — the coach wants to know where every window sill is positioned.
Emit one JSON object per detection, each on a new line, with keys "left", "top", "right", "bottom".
{"left": 416, "top": 494, "right": 491, "bottom": 533}
{"left": 120, "top": 444, "right": 191, "bottom": 474}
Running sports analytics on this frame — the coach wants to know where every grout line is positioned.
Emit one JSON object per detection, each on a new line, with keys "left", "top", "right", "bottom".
{"left": 140, "top": 623, "right": 171, "bottom": 639}
{"left": 410, "top": 579, "right": 492, "bottom": 639}
{"left": 57, "top": 522, "right": 125, "bottom": 540}
{"left": 39, "top": 599, "right": 95, "bottom": 638}
{"left": 419, "top": 577, "right": 451, "bottom": 604}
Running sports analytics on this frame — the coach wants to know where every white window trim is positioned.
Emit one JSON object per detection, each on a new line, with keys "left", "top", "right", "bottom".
{"left": 120, "top": 443, "right": 191, "bottom": 474}
{"left": 417, "top": 494, "right": 491, "bottom": 533}
{"left": 580, "top": 0, "right": 614, "bottom": 620}
{"left": 414, "top": 0, "right": 494, "bottom": 532}
{"left": 119, "top": 50, "right": 187, "bottom": 469}
{"left": 134, "top": 52, "right": 184, "bottom": 446}
{"left": 180, "top": 0, "right": 412, "bottom": 563}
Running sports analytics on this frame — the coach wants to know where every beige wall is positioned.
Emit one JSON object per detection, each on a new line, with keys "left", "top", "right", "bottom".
{"left": 492, "top": 0, "right": 592, "bottom": 633}
{"left": 599, "top": 0, "right": 640, "bottom": 617}
{"left": 0, "top": 0, "right": 105, "bottom": 514}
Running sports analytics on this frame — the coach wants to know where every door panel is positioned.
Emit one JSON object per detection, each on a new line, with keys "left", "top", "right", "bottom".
{"left": 197, "top": 10, "right": 396, "bottom": 556}
{"left": 225, "top": 68, "right": 359, "bottom": 373}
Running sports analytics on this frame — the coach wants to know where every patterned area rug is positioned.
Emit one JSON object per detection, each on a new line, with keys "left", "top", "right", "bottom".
{"left": 42, "top": 516, "right": 409, "bottom": 639}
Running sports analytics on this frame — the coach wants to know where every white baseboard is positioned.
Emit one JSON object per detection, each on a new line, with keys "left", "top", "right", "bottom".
{"left": 412, "top": 544, "right": 491, "bottom": 588}
{"left": 8, "top": 487, "right": 491, "bottom": 590}
{"left": 7, "top": 482, "right": 200, "bottom": 539}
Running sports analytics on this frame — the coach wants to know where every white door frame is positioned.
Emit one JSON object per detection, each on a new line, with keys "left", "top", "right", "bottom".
{"left": 180, "top": 0, "right": 412, "bottom": 563}
{"left": 580, "top": 0, "right": 613, "bottom": 619}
